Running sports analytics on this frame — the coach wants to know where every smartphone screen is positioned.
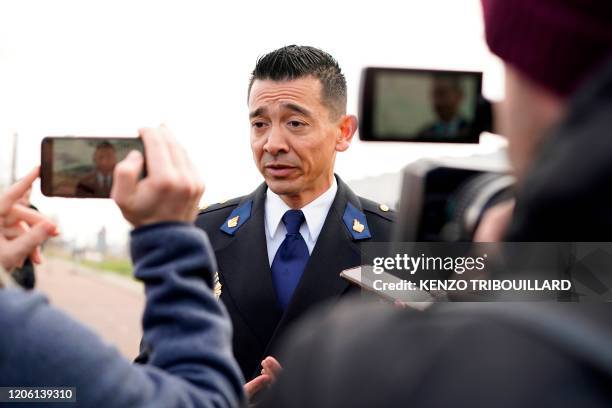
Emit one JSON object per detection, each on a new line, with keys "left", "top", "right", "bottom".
{"left": 40, "top": 136, "right": 144, "bottom": 198}
{"left": 359, "top": 67, "right": 490, "bottom": 143}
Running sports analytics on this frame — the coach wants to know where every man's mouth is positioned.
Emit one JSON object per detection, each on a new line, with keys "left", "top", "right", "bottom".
{"left": 264, "top": 163, "right": 297, "bottom": 178}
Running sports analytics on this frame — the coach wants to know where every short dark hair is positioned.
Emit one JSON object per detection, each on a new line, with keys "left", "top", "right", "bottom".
{"left": 95, "top": 141, "right": 115, "bottom": 151}
{"left": 248, "top": 45, "right": 347, "bottom": 118}
{"left": 432, "top": 75, "right": 464, "bottom": 95}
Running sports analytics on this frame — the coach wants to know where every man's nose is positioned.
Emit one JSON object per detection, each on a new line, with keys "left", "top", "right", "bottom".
{"left": 263, "top": 126, "right": 290, "bottom": 156}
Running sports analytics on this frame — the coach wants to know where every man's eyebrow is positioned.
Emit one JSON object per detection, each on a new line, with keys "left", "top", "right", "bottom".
{"left": 249, "top": 107, "right": 267, "bottom": 119}
{"left": 282, "top": 103, "right": 313, "bottom": 118}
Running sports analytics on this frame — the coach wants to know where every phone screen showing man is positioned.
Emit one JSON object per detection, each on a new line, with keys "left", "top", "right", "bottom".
{"left": 41, "top": 137, "right": 143, "bottom": 198}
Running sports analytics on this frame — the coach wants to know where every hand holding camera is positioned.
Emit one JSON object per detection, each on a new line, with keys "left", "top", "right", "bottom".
{"left": 112, "top": 125, "right": 205, "bottom": 228}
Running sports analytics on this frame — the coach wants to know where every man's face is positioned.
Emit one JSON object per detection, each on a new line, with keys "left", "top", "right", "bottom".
{"left": 93, "top": 147, "right": 117, "bottom": 175}
{"left": 431, "top": 79, "right": 463, "bottom": 122}
{"left": 249, "top": 76, "right": 353, "bottom": 206}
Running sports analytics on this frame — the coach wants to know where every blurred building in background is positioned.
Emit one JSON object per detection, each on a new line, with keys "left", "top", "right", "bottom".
{"left": 96, "top": 227, "right": 108, "bottom": 256}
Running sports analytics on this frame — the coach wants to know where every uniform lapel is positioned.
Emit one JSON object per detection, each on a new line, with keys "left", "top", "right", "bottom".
{"left": 215, "top": 183, "right": 283, "bottom": 347}
{"left": 263, "top": 176, "right": 363, "bottom": 356}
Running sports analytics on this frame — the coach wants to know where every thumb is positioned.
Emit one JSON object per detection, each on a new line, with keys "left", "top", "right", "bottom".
{"left": 111, "top": 150, "right": 144, "bottom": 204}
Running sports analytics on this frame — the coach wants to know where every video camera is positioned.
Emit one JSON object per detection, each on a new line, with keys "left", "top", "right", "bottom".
{"left": 359, "top": 67, "right": 514, "bottom": 241}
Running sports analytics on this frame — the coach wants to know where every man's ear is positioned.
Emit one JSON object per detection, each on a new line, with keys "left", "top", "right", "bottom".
{"left": 336, "top": 115, "right": 358, "bottom": 152}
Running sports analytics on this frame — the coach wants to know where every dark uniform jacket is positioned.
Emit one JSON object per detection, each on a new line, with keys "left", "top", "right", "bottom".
{"left": 195, "top": 175, "right": 395, "bottom": 380}
{"left": 75, "top": 172, "right": 113, "bottom": 198}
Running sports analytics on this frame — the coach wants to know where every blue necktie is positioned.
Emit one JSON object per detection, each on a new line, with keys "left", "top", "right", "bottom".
{"left": 271, "top": 210, "right": 310, "bottom": 310}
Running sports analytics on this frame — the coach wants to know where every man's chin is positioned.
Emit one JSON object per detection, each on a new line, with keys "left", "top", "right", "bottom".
{"left": 265, "top": 177, "right": 301, "bottom": 196}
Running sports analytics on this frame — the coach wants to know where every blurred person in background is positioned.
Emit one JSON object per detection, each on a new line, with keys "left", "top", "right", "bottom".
{"left": 0, "top": 126, "right": 243, "bottom": 407}
{"left": 260, "top": 0, "right": 612, "bottom": 406}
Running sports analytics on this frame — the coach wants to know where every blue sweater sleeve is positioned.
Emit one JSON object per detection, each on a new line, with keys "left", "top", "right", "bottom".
{"left": 0, "top": 223, "right": 244, "bottom": 408}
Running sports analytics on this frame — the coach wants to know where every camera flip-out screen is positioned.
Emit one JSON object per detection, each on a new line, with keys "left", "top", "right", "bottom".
{"left": 359, "top": 67, "right": 491, "bottom": 143}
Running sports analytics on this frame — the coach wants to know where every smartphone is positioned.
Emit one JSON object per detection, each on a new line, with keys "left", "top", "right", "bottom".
{"left": 359, "top": 67, "right": 491, "bottom": 143}
{"left": 40, "top": 136, "right": 144, "bottom": 198}
{"left": 340, "top": 265, "right": 434, "bottom": 310}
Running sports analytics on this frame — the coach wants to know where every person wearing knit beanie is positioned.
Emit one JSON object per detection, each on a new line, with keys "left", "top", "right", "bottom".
{"left": 482, "top": 0, "right": 612, "bottom": 98}
{"left": 477, "top": 0, "right": 612, "bottom": 186}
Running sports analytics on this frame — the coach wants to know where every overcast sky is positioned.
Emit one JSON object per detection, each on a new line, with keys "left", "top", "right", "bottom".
{"left": 0, "top": 0, "right": 506, "bottom": 247}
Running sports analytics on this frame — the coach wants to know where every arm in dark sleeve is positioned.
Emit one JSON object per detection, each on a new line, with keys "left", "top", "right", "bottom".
{"left": 0, "top": 223, "right": 244, "bottom": 408}
{"left": 262, "top": 301, "right": 610, "bottom": 408}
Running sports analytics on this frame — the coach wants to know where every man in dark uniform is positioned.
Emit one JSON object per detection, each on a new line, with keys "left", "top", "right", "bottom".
{"left": 417, "top": 75, "right": 473, "bottom": 141}
{"left": 75, "top": 141, "right": 117, "bottom": 198}
{"left": 195, "top": 45, "right": 395, "bottom": 389}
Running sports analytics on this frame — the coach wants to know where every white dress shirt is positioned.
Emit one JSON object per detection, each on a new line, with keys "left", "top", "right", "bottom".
{"left": 96, "top": 172, "right": 112, "bottom": 189}
{"left": 264, "top": 178, "right": 338, "bottom": 266}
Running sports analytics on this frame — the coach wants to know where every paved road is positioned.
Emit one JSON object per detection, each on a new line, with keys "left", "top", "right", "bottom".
{"left": 37, "top": 258, "right": 145, "bottom": 359}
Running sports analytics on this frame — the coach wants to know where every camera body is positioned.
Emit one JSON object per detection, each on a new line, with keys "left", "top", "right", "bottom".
{"left": 359, "top": 67, "right": 492, "bottom": 144}
{"left": 394, "top": 156, "right": 513, "bottom": 242}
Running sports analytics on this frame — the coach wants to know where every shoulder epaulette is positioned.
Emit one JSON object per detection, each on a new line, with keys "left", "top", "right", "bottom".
{"left": 198, "top": 197, "right": 243, "bottom": 215}
{"left": 360, "top": 198, "right": 396, "bottom": 222}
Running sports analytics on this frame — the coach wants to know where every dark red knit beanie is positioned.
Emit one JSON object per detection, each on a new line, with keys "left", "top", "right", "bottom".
{"left": 482, "top": 0, "right": 612, "bottom": 97}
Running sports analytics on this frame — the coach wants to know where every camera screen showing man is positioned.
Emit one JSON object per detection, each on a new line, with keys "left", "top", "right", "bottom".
{"left": 75, "top": 141, "right": 118, "bottom": 198}
{"left": 369, "top": 69, "right": 480, "bottom": 142}
{"left": 417, "top": 75, "right": 474, "bottom": 140}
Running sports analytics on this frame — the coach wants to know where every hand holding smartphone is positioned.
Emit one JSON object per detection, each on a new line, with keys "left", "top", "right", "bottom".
{"left": 340, "top": 265, "right": 435, "bottom": 310}
{"left": 40, "top": 137, "right": 145, "bottom": 198}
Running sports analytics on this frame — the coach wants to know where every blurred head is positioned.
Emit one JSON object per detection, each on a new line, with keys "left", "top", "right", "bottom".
{"left": 431, "top": 76, "right": 464, "bottom": 122}
{"left": 482, "top": 0, "right": 612, "bottom": 182}
{"left": 497, "top": 67, "right": 565, "bottom": 182}
{"left": 247, "top": 45, "right": 357, "bottom": 208}
{"left": 93, "top": 142, "right": 117, "bottom": 176}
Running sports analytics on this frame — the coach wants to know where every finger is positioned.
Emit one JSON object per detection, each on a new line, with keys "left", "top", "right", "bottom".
{"left": 4, "top": 206, "right": 59, "bottom": 235}
{"left": 244, "top": 374, "right": 271, "bottom": 400}
{"left": 182, "top": 154, "right": 203, "bottom": 219}
{"left": 158, "top": 125, "right": 194, "bottom": 197}
{"left": 262, "top": 356, "right": 282, "bottom": 371}
{"left": 261, "top": 356, "right": 282, "bottom": 381}
{"left": 163, "top": 127, "right": 204, "bottom": 211}
{"left": 394, "top": 300, "right": 409, "bottom": 309}
{"left": 30, "top": 245, "right": 42, "bottom": 264}
{"left": 1, "top": 222, "right": 28, "bottom": 239}
{"left": 0, "top": 167, "right": 39, "bottom": 214}
{"left": 17, "top": 222, "right": 43, "bottom": 264}
{"left": 5, "top": 221, "right": 55, "bottom": 269}
{"left": 160, "top": 126, "right": 193, "bottom": 182}
{"left": 185, "top": 150, "right": 205, "bottom": 200}
{"left": 0, "top": 221, "right": 40, "bottom": 263}
{"left": 159, "top": 124, "right": 183, "bottom": 168}
{"left": 139, "top": 126, "right": 174, "bottom": 178}
{"left": 111, "top": 150, "right": 144, "bottom": 204}
{"left": 158, "top": 125, "right": 201, "bottom": 218}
